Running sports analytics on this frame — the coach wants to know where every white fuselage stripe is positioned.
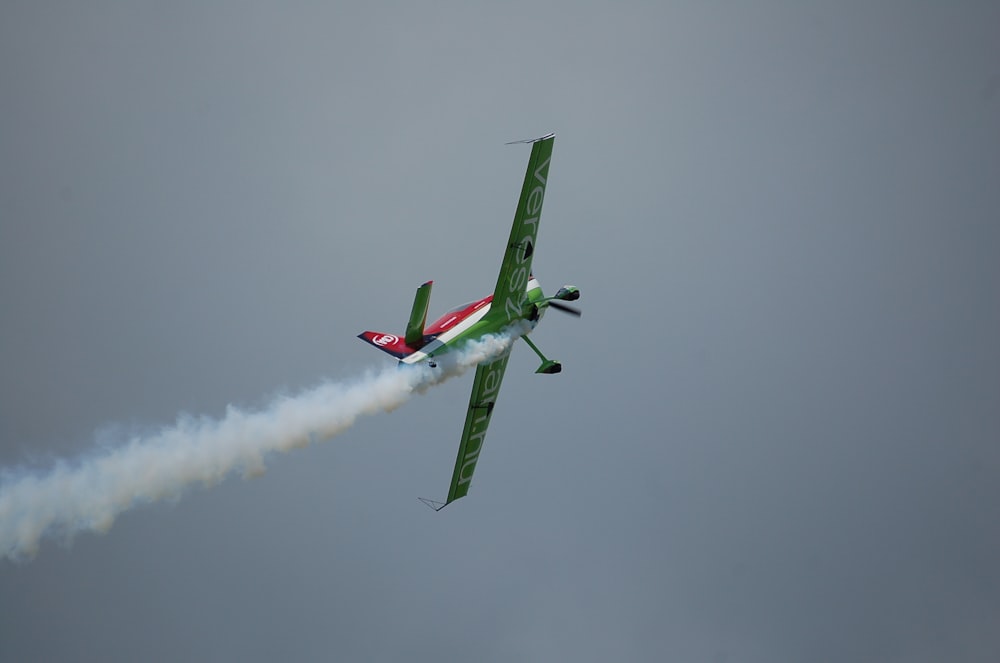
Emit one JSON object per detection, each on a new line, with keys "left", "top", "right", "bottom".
{"left": 400, "top": 303, "right": 493, "bottom": 364}
{"left": 400, "top": 278, "right": 541, "bottom": 365}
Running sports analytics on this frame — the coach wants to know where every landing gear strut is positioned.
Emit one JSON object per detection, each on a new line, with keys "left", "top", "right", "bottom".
{"left": 521, "top": 335, "right": 561, "bottom": 374}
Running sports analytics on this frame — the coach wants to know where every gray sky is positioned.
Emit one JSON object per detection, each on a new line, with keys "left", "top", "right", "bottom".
{"left": 2, "top": 2, "right": 998, "bottom": 661}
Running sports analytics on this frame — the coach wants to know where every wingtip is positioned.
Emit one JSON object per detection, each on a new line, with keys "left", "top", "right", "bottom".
{"left": 418, "top": 497, "right": 448, "bottom": 512}
{"left": 505, "top": 132, "right": 555, "bottom": 145}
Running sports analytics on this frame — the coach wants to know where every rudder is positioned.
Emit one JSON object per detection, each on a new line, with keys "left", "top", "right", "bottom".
{"left": 405, "top": 281, "right": 433, "bottom": 347}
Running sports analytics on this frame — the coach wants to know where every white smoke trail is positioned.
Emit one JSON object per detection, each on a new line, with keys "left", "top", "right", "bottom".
{"left": 0, "top": 329, "right": 525, "bottom": 561}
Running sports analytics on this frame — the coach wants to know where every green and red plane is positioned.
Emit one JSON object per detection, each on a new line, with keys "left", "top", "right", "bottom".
{"left": 357, "top": 133, "right": 580, "bottom": 510}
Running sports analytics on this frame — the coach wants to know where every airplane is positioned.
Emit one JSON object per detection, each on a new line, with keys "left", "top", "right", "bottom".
{"left": 356, "top": 133, "right": 580, "bottom": 511}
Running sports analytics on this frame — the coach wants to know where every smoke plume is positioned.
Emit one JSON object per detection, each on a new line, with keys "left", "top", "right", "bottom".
{"left": 0, "top": 329, "right": 523, "bottom": 561}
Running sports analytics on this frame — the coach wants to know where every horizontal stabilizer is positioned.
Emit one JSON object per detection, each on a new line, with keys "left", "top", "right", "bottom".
{"left": 357, "top": 331, "right": 417, "bottom": 359}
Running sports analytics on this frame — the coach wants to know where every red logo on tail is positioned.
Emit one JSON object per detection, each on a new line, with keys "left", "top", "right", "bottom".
{"left": 372, "top": 334, "right": 398, "bottom": 347}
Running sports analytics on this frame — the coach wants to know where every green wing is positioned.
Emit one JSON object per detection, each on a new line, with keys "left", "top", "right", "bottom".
{"left": 490, "top": 134, "right": 555, "bottom": 325}
{"left": 419, "top": 135, "right": 554, "bottom": 511}
{"left": 420, "top": 352, "right": 510, "bottom": 511}
{"left": 449, "top": 352, "right": 510, "bottom": 503}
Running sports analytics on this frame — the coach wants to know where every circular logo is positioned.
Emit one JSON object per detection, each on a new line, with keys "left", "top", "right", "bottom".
{"left": 373, "top": 334, "right": 398, "bottom": 347}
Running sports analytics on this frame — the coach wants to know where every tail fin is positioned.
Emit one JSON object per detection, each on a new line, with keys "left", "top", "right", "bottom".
{"left": 405, "top": 281, "right": 433, "bottom": 346}
{"left": 357, "top": 332, "right": 415, "bottom": 359}
{"left": 358, "top": 281, "right": 433, "bottom": 359}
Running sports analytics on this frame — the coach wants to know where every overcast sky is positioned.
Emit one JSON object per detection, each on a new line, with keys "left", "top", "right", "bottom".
{"left": 2, "top": 2, "right": 998, "bottom": 661}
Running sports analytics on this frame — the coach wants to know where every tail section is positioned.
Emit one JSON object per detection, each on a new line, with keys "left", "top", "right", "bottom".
{"left": 358, "top": 280, "right": 435, "bottom": 360}
{"left": 357, "top": 331, "right": 416, "bottom": 359}
{"left": 405, "top": 281, "right": 433, "bottom": 346}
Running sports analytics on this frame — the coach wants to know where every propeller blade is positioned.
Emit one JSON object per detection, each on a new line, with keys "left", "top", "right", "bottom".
{"left": 548, "top": 301, "right": 582, "bottom": 317}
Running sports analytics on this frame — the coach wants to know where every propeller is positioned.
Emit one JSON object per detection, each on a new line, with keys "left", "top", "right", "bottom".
{"left": 548, "top": 301, "right": 582, "bottom": 317}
